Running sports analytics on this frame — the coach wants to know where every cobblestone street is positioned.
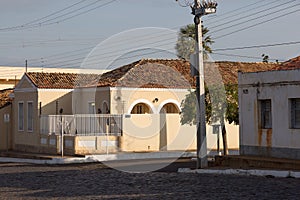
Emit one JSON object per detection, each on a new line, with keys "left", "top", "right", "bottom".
{"left": 0, "top": 162, "right": 299, "bottom": 199}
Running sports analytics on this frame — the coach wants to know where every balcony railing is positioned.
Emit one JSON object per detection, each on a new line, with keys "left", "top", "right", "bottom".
{"left": 40, "top": 114, "right": 122, "bottom": 136}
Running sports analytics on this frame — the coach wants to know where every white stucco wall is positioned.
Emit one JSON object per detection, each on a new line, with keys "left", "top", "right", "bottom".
{"left": 239, "top": 69, "right": 300, "bottom": 159}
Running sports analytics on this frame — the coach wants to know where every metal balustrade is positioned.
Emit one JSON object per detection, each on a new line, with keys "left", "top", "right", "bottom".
{"left": 40, "top": 114, "right": 122, "bottom": 136}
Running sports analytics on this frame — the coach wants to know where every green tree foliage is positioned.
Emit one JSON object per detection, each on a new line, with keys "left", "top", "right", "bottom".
{"left": 180, "top": 84, "right": 239, "bottom": 126}
{"left": 224, "top": 84, "right": 239, "bottom": 125}
{"left": 175, "top": 24, "right": 213, "bottom": 60}
{"left": 262, "top": 54, "right": 269, "bottom": 63}
{"left": 180, "top": 84, "right": 238, "bottom": 155}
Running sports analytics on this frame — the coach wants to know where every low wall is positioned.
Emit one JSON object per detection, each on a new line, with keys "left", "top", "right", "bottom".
{"left": 206, "top": 122, "right": 239, "bottom": 151}
{"left": 164, "top": 114, "right": 196, "bottom": 151}
{"left": 120, "top": 114, "right": 197, "bottom": 152}
{"left": 74, "top": 135, "right": 119, "bottom": 155}
{"left": 120, "top": 114, "right": 239, "bottom": 153}
{"left": 121, "top": 114, "right": 160, "bottom": 152}
{"left": 39, "top": 134, "right": 119, "bottom": 155}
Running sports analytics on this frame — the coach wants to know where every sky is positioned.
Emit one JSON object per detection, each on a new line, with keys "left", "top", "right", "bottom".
{"left": 0, "top": 0, "right": 299, "bottom": 70}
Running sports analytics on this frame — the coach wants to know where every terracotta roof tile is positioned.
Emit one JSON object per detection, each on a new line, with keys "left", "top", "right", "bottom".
{"left": 0, "top": 88, "right": 13, "bottom": 108}
{"left": 24, "top": 58, "right": 297, "bottom": 90}
{"left": 26, "top": 72, "right": 102, "bottom": 89}
{"left": 281, "top": 56, "right": 300, "bottom": 70}
{"left": 95, "top": 59, "right": 194, "bottom": 88}
{"left": 210, "top": 61, "right": 280, "bottom": 85}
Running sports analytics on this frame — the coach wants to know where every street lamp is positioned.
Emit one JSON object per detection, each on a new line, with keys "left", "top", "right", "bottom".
{"left": 176, "top": 0, "right": 217, "bottom": 168}
{"left": 192, "top": 0, "right": 217, "bottom": 169}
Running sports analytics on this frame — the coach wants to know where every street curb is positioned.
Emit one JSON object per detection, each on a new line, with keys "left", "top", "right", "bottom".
{"left": 0, "top": 151, "right": 197, "bottom": 165}
{"left": 178, "top": 168, "right": 300, "bottom": 178}
{"left": 88, "top": 151, "right": 196, "bottom": 162}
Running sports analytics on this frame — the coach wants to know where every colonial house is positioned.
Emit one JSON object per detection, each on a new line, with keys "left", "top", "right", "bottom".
{"left": 6, "top": 59, "right": 198, "bottom": 155}
{"left": 239, "top": 57, "right": 300, "bottom": 160}
{"left": 0, "top": 58, "right": 282, "bottom": 156}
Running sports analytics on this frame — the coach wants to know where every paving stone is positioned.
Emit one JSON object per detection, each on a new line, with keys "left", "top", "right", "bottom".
{"left": 0, "top": 162, "right": 299, "bottom": 199}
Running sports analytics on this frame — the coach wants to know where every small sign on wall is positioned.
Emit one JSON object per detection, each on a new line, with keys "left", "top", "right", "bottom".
{"left": 4, "top": 114, "right": 10, "bottom": 123}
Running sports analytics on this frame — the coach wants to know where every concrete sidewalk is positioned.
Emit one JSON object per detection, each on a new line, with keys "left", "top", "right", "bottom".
{"left": 0, "top": 151, "right": 197, "bottom": 165}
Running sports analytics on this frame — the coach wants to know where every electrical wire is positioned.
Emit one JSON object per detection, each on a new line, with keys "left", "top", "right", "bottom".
{"left": 4, "top": 1, "right": 299, "bottom": 67}
{"left": 206, "top": 0, "right": 268, "bottom": 22}
{"left": 0, "top": 0, "right": 116, "bottom": 32}
{"left": 47, "top": 0, "right": 298, "bottom": 63}
{"left": 211, "top": 1, "right": 300, "bottom": 34}
{"left": 211, "top": 52, "right": 284, "bottom": 62}
{"left": 214, "top": 41, "right": 300, "bottom": 52}
{"left": 20, "top": 0, "right": 88, "bottom": 27}
{"left": 213, "top": 7, "right": 300, "bottom": 40}
{"left": 208, "top": 0, "right": 295, "bottom": 30}
{"left": 9, "top": 2, "right": 292, "bottom": 60}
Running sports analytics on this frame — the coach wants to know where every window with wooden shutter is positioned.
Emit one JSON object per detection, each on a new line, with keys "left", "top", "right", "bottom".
{"left": 260, "top": 100, "right": 272, "bottom": 129}
{"left": 291, "top": 98, "right": 300, "bottom": 129}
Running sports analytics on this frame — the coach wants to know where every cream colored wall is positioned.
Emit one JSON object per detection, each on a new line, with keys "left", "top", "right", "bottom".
{"left": 14, "top": 89, "right": 73, "bottom": 151}
{"left": 121, "top": 114, "right": 239, "bottom": 153}
{"left": 164, "top": 114, "right": 196, "bottom": 151}
{"left": 13, "top": 76, "right": 38, "bottom": 150}
{"left": 73, "top": 88, "right": 110, "bottom": 114}
{"left": 121, "top": 114, "right": 160, "bottom": 152}
{"left": 110, "top": 88, "right": 189, "bottom": 114}
{"left": 38, "top": 89, "right": 73, "bottom": 115}
{"left": 206, "top": 122, "right": 239, "bottom": 151}
{"left": 13, "top": 90, "right": 40, "bottom": 148}
{"left": 0, "top": 105, "right": 12, "bottom": 150}
{"left": 13, "top": 76, "right": 74, "bottom": 151}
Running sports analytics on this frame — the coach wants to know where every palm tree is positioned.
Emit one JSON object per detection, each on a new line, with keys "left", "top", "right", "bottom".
{"left": 175, "top": 24, "right": 213, "bottom": 60}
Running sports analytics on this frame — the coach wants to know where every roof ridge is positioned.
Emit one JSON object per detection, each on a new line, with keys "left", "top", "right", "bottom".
{"left": 214, "top": 61, "right": 279, "bottom": 65}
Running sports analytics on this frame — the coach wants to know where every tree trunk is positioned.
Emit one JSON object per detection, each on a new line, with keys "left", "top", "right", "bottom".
{"left": 221, "top": 122, "right": 229, "bottom": 155}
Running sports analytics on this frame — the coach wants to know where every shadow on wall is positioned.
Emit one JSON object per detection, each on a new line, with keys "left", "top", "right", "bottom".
{"left": 40, "top": 92, "right": 73, "bottom": 115}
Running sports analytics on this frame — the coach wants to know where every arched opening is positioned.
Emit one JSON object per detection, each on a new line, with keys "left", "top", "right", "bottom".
{"left": 159, "top": 103, "right": 180, "bottom": 114}
{"left": 131, "top": 103, "right": 151, "bottom": 114}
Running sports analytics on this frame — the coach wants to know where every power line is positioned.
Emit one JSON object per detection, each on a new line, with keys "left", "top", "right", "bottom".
{"left": 0, "top": 0, "right": 116, "bottom": 32}
{"left": 28, "top": 30, "right": 177, "bottom": 66}
{"left": 206, "top": 0, "right": 268, "bottom": 22}
{"left": 211, "top": 1, "right": 299, "bottom": 34}
{"left": 44, "top": 36, "right": 299, "bottom": 69}
{"left": 214, "top": 41, "right": 300, "bottom": 52}
{"left": 41, "top": 38, "right": 176, "bottom": 67}
{"left": 20, "top": 0, "right": 88, "bottom": 27}
{"left": 48, "top": 37, "right": 300, "bottom": 68}
{"left": 209, "top": 0, "right": 295, "bottom": 30}
{"left": 211, "top": 52, "right": 284, "bottom": 62}
{"left": 39, "top": 0, "right": 117, "bottom": 27}
{"left": 0, "top": 0, "right": 89, "bottom": 31}
{"left": 15, "top": 0, "right": 298, "bottom": 68}
{"left": 213, "top": 7, "right": 300, "bottom": 40}
{"left": 15, "top": 2, "right": 292, "bottom": 60}
{"left": 31, "top": 1, "right": 300, "bottom": 65}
